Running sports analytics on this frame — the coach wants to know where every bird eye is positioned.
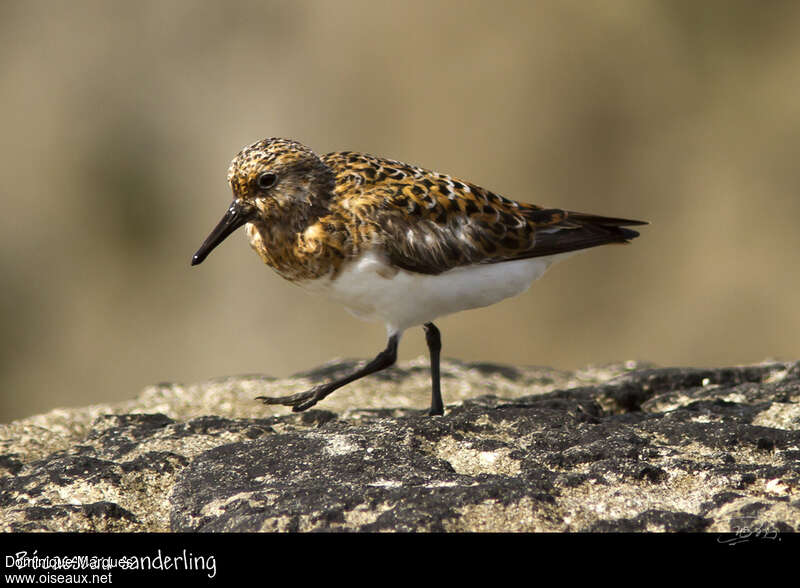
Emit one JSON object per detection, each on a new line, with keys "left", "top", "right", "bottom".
{"left": 257, "top": 173, "right": 277, "bottom": 189}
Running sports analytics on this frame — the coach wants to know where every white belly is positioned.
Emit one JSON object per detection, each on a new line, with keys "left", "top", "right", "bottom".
{"left": 299, "top": 251, "right": 573, "bottom": 334}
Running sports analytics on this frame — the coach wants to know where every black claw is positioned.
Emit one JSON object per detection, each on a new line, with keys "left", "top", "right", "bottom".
{"left": 256, "top": 383, "right": 331, "bottom": 411}
{"left": 256, "top": 390, "right": 315, "bottom": 408}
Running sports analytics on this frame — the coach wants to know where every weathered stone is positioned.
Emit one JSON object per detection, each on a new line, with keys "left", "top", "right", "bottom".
{"left": 1, "top": 359, "right": 798, "bottom": 533}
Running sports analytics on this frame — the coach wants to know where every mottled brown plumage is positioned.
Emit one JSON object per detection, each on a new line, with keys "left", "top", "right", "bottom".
{"left": 215, "top": 138, "right": 644, "bottom": 281}
{"left": 192, "top": 137, "right": 647, "bottom": 415}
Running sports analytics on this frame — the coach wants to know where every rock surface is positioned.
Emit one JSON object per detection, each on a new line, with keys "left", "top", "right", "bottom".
{"left": 1, "top": 358, "right": 798, "bottom": 532}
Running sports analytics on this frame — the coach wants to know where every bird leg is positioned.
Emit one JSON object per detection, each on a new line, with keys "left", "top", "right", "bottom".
{"left": 257, "top": 334, "right": 399, "bottom": 412}
{"left": 424, "top": 322, "right": 444, "bottom": 416}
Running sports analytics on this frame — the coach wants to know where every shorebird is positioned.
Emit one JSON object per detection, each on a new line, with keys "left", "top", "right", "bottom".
{"left": 192, "top": 138, "right": 646, "bottom": 415}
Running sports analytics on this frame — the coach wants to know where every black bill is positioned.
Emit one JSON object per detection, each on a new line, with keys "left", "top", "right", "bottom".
{"left": 191, "top": 201, "right": 250, "bottom": 266}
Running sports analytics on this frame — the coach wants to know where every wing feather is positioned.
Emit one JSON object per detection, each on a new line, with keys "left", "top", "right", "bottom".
{"left": 322, "top": 151, "right": 646, "bottom": 275}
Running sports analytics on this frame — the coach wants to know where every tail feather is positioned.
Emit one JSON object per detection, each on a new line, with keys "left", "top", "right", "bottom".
{"left": 564, "top": 211, "right": 648, "bottom": 228}
{"left": 517, "top": 210, "right": 647, "bottom": 259}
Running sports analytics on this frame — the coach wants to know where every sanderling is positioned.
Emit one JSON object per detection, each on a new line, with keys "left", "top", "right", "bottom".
{"left": 192, "top": 138, "right": 646, "bottom": 415}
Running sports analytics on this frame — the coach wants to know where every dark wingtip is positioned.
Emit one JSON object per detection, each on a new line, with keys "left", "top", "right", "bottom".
{"left": 619, "top": 227, "right": 641, "bottom": 241}
{"left": 567, "top": 213, "right": 649, "bottom": 227}
{"left": 191, "top": 253, "right": 204, "bottom": 266}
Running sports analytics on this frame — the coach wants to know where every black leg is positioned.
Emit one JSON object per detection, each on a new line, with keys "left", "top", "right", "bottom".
{"left": 424, "top": 322, "right": 444, "bottom": 416}
{"left": 257, "top": 334, "right": 399, "bottom": 412}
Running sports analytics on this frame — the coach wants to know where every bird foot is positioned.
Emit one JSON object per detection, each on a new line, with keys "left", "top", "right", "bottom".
{"left": 256, "top": 384, "right": 329, "bottom": 412}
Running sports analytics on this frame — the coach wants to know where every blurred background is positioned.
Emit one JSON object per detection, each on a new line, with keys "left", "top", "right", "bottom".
{"left": 2, "top": 0, "right": 800, "bottom": 422}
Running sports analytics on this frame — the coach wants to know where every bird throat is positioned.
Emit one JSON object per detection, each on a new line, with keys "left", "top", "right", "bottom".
{"left": 244, "top": 210, "right": 344, "bottom": 282}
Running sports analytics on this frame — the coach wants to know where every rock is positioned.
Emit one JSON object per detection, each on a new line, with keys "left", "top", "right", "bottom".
{"left": 1, "top": 359, "right": 798, "bottom": 532}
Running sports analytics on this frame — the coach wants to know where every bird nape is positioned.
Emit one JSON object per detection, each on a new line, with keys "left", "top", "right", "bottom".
{"left": 192, "top": 137, "right": 647, "bottom": 415}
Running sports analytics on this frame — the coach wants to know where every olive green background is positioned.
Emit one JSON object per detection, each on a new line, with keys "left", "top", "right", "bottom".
{"left": 3, "top": 0, "right": 799, "bottom": 422}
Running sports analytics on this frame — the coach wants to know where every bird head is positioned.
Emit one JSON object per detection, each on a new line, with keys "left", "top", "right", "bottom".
{"left": 191, "top": 138, "right": 333, "bottom": 266}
